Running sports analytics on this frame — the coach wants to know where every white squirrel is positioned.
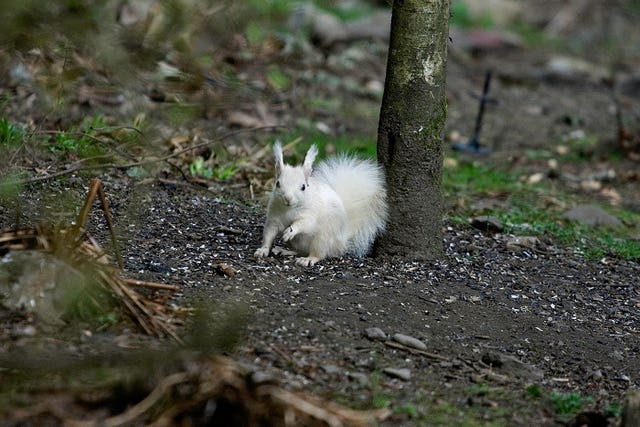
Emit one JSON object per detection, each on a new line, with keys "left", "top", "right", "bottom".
{"left": 254, "top": 141, "right": 388, "bottom": 266}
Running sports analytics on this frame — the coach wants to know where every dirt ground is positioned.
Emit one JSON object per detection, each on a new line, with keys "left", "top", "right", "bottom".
{"left": 1, "top": 2, "right": 640, "bottom": 426}
{"left": 113, "top": 177, "right": 639, "bottom": 426}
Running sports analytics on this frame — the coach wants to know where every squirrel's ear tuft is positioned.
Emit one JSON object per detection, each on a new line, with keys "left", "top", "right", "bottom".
{"left": 273, "top": 140, "right": 284, "bottom": 174}
{"left": 303, "top": 144, "right": 318, "bottom": 180}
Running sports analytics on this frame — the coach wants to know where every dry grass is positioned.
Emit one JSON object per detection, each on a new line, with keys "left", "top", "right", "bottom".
{"left": 0, "top": 178, "right": 185, "bottom": 340}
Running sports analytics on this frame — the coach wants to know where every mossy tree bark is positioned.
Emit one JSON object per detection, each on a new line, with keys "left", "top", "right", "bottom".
{"left": 375, "top": 0, "right": 450, "bottom": 259}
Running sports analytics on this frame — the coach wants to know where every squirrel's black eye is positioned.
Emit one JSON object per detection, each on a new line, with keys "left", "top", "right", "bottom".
{"left": 301, "top": 184, "right": 306, "bottom": 191}
{"left": 275, "top": 180, "right": 280, "bottom": 188}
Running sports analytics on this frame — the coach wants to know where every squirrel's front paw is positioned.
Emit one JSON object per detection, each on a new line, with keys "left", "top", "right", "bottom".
{"left": 296, "top": 256, "right": 320, "bottom": 267}
{"left": 254, "top": 247, "right": 270, "bottom": 258}
{"left": 281, "top": 225, "right": 297, "bottom": 242}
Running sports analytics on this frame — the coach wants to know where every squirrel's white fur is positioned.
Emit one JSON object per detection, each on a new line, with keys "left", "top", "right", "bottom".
{"left": 255, "top": 142, "right": 388, "bottom": 266}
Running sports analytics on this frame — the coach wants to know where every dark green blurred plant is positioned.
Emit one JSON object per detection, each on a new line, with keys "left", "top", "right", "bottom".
{"left": 266, "top": 66, "right": 291, "bottom": 91}
{"left": 0, "top": 118, "right": 24, "bottom": 147}
{"left": 245, "top": 0, "right": 292, "bottom": 18}
{"left": 189, "top": 156, "right": 213, "bottom": 178}
{"left": 450, "top": 1, "right": 494, "bottom": 28}
{"left": 48, "top": 115, "right": 107, "bottom": 157}
{"left": 606, "top": 401, "right": 623, "bottom": 418}
{"left": 189, "top": 156, "right": 239, "bottom": 181}
{"left": 60, "top": 267, "right": 120, "bottom": 328}
{"left": 0, "top": 172, "right": 23, "bottom": 204}
{"left": 550, "top": 391, "right": 592, "bottom": 417}
{"left": 526, "top": 384, "right": 543, "bottom": 398}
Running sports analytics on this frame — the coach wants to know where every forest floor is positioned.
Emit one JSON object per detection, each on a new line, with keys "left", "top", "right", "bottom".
{"left": 1, "top": 1, "right": 639, "bottom": 426}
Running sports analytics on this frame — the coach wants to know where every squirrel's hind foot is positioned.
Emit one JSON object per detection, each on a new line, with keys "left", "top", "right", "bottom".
{"left": 254, "top": 247, "right": 270, "bottom": 258}
{"left": 296, "top": 256, "right": 320, "bottom": 267}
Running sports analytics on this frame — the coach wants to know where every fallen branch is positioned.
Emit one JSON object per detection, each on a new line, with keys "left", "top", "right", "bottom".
{"left": 94, "top": 372, "right": 191, "bottom": 427}
{"left": 59, "top": 356, "right": 390, "bottom": 427}
{"left": 123, "top": 279, "right": 181, "bottom": 291}
{"left": 384, "top": 340, "right": 451, "bottom": 362}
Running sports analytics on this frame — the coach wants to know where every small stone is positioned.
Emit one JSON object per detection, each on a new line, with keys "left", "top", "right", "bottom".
{"left": 315, "top": 121, "right": 331, "bottom": 134}
{"left": 11, "top": 324, "right": 36, "bottom": 338}
{"left": 321, "top": 364, "right": 340, "bottom": 375}
{"left": 527, "top": 172, "right": 545, "bottom": 184}
{"left": 610, "top": 350, "right": 625, "bottom": 362}
{"left": 251, "top": 371, "right": 275, "bottom": 385}
{"left": 364, "top": 327, "right": 387, "bottom": 341}
{"left": 383, "top": 367, "right": 411, "bottom": 381}
{"left": 481, "top": 351, "right": 544, "bottom": 381}
{"left": 463, "top": 0, "right": 522, "bottom": 27}
{"left": 392, "top": 333, "right": 427, "bottom": 350}
{"left": 600, "top": 188, "right": 622, "bottom": 205}
{"left": 215, "top": 262, "right": 237, "bottom": 276}
{"left": 347, "top": 372, "right": 370, "bottom": 387}
{"left": 525, "top": 105, "right": 545, "bottom": 116}
{"left": 590, "top": 369, "right": 603, "bottom": 381}
{"left": 470, "top": 198, "right": 506, "bottom": 212}
{"left": 505, "top": 236, "right": 541, "bottom": 251}
{"left": 561, "top": 204, "right": 622, "bottom": 228}
{"left": 9, "top": 63, "right": 33, "bottom": 86}
{"left": 444, "top": 156, "right": 459, "bottom": 169}
{"left": 580, "top": 180, "right": 602, "bottom": 191}
{"left": 470, "top": 215, "right": 503, "bottom": 232}
{"left": 544, "top": 55, "right": 608, "bottom": 82}
{"left": 365, "top": 79, "right": 383, "bottom": 94}
{"left": 356, "top": 357, "right": 376, "bottom": 370}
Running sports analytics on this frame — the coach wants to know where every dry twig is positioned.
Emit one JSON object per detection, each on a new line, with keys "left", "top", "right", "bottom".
{"left": 60, "top": 356, "right": 390, "bottom": 427}
{"left": 19, "top": 125, "right": 283, "bottom": 184}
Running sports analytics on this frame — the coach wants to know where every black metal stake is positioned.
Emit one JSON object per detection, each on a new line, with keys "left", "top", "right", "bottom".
{"left": 453, "top": 71, "right": 496, "bottom": 154}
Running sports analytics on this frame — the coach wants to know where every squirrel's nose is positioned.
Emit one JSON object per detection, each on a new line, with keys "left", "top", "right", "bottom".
{"left": 282, "top": 195, "right": 291, "bottom": 205}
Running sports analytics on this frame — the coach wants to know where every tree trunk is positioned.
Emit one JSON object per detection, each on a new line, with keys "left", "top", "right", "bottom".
{"left": 375, "top": 0, "right": 450, "bottom": 260}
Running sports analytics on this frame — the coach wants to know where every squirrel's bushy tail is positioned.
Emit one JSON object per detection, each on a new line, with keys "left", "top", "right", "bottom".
{"left": 315, "top": 156, "right": 388, "bottom": 256}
